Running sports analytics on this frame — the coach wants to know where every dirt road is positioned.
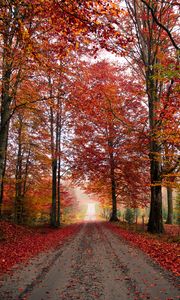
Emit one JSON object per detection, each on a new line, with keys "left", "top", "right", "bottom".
{"left": 0, "top": 222, "right": 179, "bottom": 300}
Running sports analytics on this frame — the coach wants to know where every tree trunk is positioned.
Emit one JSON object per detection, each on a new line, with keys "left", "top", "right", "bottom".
{"left": 109, "top": 141, "right": 118, "bottom": 222}
{"left": 0, "top": 91, "right": 11, "bottom": 218}
{"left": 109, "top": 172, "right": 118, "bottom": 222}
{"left": 49, "top": 76, "right": 58, "bottom": 228}
{"left": 148, "top": 181, "right": 163, "bottom": 233}
{"left": 56, "top": 109, "right": 61, "bottom": 227}
{"left": 147, "top": 70, "right": 164, "bottom": 234}
{"left": 57, "top": 155, "right": 61, "bottom": 226}
{"left": 14, "top": 117, "right": 23, "bottom": 224}
{"left": 23, "top": 147, "right": 31, "bottom": 196}
{"left": 50, "top": 99, "right": 57, "bottom": 227}
{"left": 0, "top": 41, "right": 12, "bottom": 216}
{"left": 148, "top": 141, "right": 164, "bottom": 233}
{"left": 0, "top": 123, "right": 9, "bottom": 217}
{"left": 51, "top": 158, "right": 57, "bottom": 227}
{"left": 166, "top": 186, "right": 173, "bottom": 224}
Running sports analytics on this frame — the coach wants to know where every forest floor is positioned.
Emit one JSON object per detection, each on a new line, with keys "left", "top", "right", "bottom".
{"left": 0, "top": 221, "right": 179, "bottom": 300}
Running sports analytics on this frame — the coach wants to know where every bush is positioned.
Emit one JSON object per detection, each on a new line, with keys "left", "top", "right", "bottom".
{"left": 125, "top": 208, "right": 134, "bottom": 224}
{"left": 117, "top": 210, "right": 121, "bottom": 218}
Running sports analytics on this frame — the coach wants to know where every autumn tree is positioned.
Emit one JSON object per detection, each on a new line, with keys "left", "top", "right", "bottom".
{"left": 0, "top": 0, "right": 35, "bottom": 215}
{"left": 0, "top": 0, "right": 130, "bottom": 221}
{"left": 4, "top": 93, "right": 51, "bottom": 224}
{"left": 47, "top": 70, "right": 69, "bottom": 227}
{"left": 68, "top": 61, "right": 149, "bottom": 220}
{"left": 124, "top": 0, "right": 179, "bottom": 233}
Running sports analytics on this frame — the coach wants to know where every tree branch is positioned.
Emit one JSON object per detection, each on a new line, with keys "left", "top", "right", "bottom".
{"left": 140, "top": 0, "right": 179, "bottom": 50}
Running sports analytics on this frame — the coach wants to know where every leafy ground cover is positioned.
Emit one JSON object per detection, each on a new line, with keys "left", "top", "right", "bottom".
{"left": 0, "top": 221, "right": 80, "bottom": 276}
{"left": 105, "top": 222, "right": 180, "bottom": 277}
{"left": 164, "top": 224, "right": 180, "bottom": 237}
{"left": 114, "top": 222, "right": 180, "bottom": 242}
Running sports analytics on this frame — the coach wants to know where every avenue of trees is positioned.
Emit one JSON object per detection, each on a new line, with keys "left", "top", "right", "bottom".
{"left": 0, "top": 0, "right": 179, "bottom": 233}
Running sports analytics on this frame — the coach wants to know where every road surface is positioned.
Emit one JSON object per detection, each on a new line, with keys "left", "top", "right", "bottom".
{"left": 0, "top": 222, "right": 179, "bottom": 300}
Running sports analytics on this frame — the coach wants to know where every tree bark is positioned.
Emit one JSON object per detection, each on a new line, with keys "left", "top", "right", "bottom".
{"left": 51, "top": 158, "right": 57, "bottom": 227}
{"left": 147, "top": 72, "right": 164, "bottom": 234}
{"left": 56, "top": 107, "right": 61, "bottom": 227}
{"left": 0, "top": 33, "right": 12, "bottom": 216}
{"left": 109, "top": 141, "right": 118, "bottom": 222}
{"left": 109, "top": 171, "right": 118, "bottom": 222}
{"left": 14, "top": 116, "right": 23, "bottom": 224}
{"left": 57, "top": 154, "right": 61, "bottom": 226}
{"left": 166, "top": 186, "right": 173, "bottom": 224}
{"left": 148, "top": 155, "right": 163, "bottom": 233}
{"left": 50, "top": 100, "right": 57, "bottom": 227}
{"left": 0, "top": 120, "right": 9, "bottom": 217}
{"left": 23, "top": 147, "right": 31, "bottom": 196}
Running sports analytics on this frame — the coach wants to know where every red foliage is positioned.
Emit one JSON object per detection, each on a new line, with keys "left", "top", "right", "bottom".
{"left": 105, "top": 222, "right": 180, "bottom": 277}
{"left": 164, "top": 224, "right": 180, "bottom": 237}
{"left": 0, "top": 221, "right": 79, "bottom": 276}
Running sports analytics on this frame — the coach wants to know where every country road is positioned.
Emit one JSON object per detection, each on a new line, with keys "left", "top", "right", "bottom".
{"left": 0, "top": 222, "right": 179, "bottom": 300}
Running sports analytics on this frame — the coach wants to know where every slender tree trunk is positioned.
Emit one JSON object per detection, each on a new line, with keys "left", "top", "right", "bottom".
{"left": 57, "top": 154, "right": 61, "bottom": 226}
{"left": 109, "top": 172, "right": 118, "bottom": 221}
{"left": 0, "top": 124, "right": 9, "bottom": 218}
{"left": 166, "top": 186, "right": 173, "bottom": 224}
{"left": 56, "top": 95, "right": 63, "bottom": 227}
{"left": 0, "top": 38, "right": 12, "bottom": 216}
{"left": 0, "top": 85, "right": 11, "bottom": 217}
{"left": 14, "top": 117, "right": 23, "bottom": 224}
{"left": 51, "top": 158, "right": 57, "bottom": 227}
{"left": 0, "top": 15, "right": 14, "bottom": 215}
{"left": 49, "top": 76, "right": 58, "bottom": 227}
{"left": 56, "top": 109, "right": 61, "bottom": 227}
{"left": 109, "top": 141, "right": 118, "bottom": 222}
{"left": 57, "top": 123, "right": 61, "bottom": 227}
{"left": 21, "top": 146, "right": 31, "bottom": 223}
{"left": 23, "top": 147, "right": 31, "bottom": 196}
{"left": 50, "top": 102, "right": 57, "bottom": 227}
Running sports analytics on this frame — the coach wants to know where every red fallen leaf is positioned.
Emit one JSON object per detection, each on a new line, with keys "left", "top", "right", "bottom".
{"left": 0, "top": 221, "right": 80, "bottom": 276}
{"left": 105, "top": 222, "right": 180, "bottom": 277}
